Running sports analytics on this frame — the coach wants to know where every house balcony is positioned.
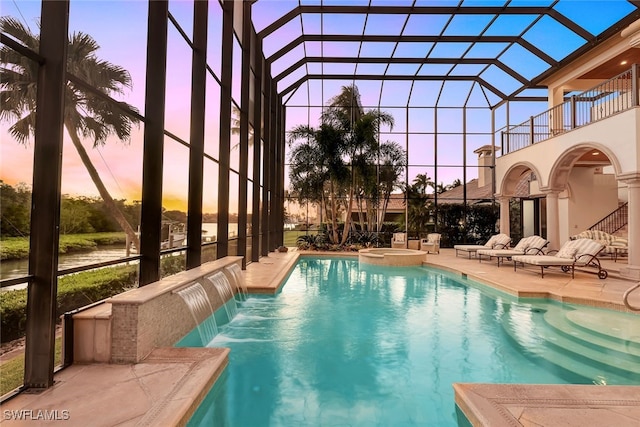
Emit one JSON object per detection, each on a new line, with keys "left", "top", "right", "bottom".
{"left": 501, "top": 65, "right": 640, "bottom": 157}
{"left": 497, "top": 64, "right": 640, "bottom": 192}
{"left": 495, "top": 65, "right": 640, "bottom": 280}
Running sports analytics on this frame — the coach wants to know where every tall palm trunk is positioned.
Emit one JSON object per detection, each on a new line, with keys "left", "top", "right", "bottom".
{"left": 340, "top": 185, "right": 354, "bottom": 245}
{"left": 378, "top": 194, "right": 391, "bottom": 233}
{"left": 368, "top": 200, "right": 376, "bottom": 232}
{"left": 329, "top": 181, "right": 339, "bottom": 244}
{"left": 340, "top": 165, "right": 356, "bottom": 245}
{"left": 356, "top": 195, "right": 365, "bottom": 231}
{"left": 65, "top": 121, "right": 140, "bottom": 250}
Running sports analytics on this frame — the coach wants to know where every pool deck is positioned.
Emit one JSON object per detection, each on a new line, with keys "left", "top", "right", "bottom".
{"left": 2, "top": 248, "right": 639, "bottom": 426}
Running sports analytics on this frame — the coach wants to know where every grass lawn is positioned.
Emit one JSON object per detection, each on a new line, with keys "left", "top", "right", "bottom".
{"left": 1, "top": 232, "right": 126, "bottom": 261}
{"left": 283, "top": 230, "right": 313, "bottom": 247}
{"left": 0, "top": 338, "right": 62, "bottom": 396}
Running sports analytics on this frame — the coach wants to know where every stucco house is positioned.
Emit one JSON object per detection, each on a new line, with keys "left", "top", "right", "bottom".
{"left": 495, "top": 19, "right": 640, "bottom": 280}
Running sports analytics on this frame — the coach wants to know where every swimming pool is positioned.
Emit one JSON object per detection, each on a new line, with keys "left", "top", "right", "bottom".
{"left": 182, "top": 257, "right": 640, "bottom": 426}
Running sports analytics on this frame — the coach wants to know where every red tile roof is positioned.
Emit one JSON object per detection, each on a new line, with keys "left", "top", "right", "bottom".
{"left": 349, "top": 173, "right": 532, "bottom": 210}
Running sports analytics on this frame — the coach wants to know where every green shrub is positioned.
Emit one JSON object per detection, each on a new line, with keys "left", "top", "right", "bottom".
{"left": 160, "top": 253, "right": 186, "bottom": 278}
{"left": 0, "top": 264, "right": 138, "bottom": 343}
{"left": 0, "top": 290, "right": 27, "bottom": 343}
{"left": 201, "top": 245, "right": 217, "bottom": 264}
{"left": 434, "top": 203, "right": 499, "bottom": 248}
{"left": 0, "top": 247, "right": 191, "bottom": 343}
{"left": 56, "top": 265, "right": 138, "bottom": 313}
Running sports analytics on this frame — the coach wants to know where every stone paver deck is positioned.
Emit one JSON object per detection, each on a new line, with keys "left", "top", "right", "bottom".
{"left": 0, "top": 347, "right": 228, "bottom": 426}
{"left": 1, "top": 248, "right": 639, "bottom": 426}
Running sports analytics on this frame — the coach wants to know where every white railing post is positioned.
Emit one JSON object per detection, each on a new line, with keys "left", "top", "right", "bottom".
{"left": 529, "top": 116, "right": 534, "bottom": 145}
{"left": 632, "top": 63, "right": 639, "bottom": 107}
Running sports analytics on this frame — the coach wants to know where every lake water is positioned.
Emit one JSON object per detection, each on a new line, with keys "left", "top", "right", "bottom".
{"left": 0, "top": 223, "right": 236, "bottom": 286}
{"left": 0, "top": 246, "right": 131, "bottom": 289}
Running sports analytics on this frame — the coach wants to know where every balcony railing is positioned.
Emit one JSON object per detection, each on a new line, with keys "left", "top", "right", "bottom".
{"left": 502, "top": 64, "right": 639, "bottom": 154}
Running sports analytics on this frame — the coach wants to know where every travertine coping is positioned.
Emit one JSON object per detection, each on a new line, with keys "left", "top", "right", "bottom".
{"left": 244, "top": 252, "right": 301, "bottom": 294}
{"left": 426, "top": 260, "right": 640, "bottom": 313}
{"left": 454, "top": 383, "right": 640, "bottom": 427}
{"left": 108, "top": 257, "right": 242, "bottom": 305}
{"left": 139, "top": 347, "right": 229, "bottom": 427}
{"left": 0, "top": 347, "right": 229, "bottom": 427}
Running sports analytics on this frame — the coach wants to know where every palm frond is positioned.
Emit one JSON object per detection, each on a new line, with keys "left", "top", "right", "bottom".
{"left": 8, "top": 112, "right": 36, "bottom": 145}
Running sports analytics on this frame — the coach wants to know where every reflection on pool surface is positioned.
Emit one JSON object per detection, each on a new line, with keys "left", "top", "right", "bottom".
{"left": 182, "top": 257, "right": 640, "bottom": 426}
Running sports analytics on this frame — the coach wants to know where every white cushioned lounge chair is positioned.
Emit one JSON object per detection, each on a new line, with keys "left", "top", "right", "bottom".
{"left": 477, "top": 235, "right": 548, "bottom": 267}
{"left": 511, "top": 238, "right": 607, "bottom": 279}
{"left": 571, "top": 230, "right": 628, "bottom": 261}
{"left": 454, "top": 233, "right": 511, "bottom": 258}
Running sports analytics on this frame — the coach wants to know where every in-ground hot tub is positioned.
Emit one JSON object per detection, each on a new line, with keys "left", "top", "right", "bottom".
{"left": 358, "top": 247, "right": 426, "bottom": 266}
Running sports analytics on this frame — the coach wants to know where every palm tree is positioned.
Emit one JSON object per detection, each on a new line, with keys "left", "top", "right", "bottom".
{"left": 404, "top": 182, "right": 432, "bottom": 238}
{"left": 413, "top": 173, "right": 434, "bottom": 195}
{"left": 288, "top": 85, "right": 403, "bottom": 245}
{"left": 230, "top": 103, "right": 253, "bottom": 150}
{"left": 323, "top": 85, "right": 396, "bottom": 240}
{"left": 288, "top": 123, "right": 349, "bottom": 244}
{"left": 377, "top": 141, "right": 406, "bottom": 231}
{"left": 1, "top": 17, "right": 141, "bottom": 249}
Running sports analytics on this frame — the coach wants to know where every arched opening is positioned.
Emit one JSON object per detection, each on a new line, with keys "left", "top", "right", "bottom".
{"left": 499, "top": 163, "right": 546, "bottom": 241}
{"left": 548, "top": 145, "right": 624, "bottom": 243}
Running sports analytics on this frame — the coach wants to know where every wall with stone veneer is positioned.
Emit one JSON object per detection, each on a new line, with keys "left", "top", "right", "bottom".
{"left": 77, "top": 257, "right": 243, "bottom": 364}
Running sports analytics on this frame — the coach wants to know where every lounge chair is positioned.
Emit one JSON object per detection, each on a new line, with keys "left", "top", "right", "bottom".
{"left": 511, "top": 238, "right": 607, "bottom": 279}
{"left": 420, "top": 233, "right": 441, "bottom": 254}
{"left": 392, "top": 232, "right": 407, "bottom": 249}
{"left": 454, "top": 233, "right": 511, "bottom": 258}
{"left": 570, "top": 230, "right": 628, "bottom": 260}
{"left": 477, "top": 235, "right": 548, "bottom": 267}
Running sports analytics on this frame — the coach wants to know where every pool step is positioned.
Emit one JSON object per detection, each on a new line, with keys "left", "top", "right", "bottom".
{"left": 542, "top": 307, "right": 640, "bottom": 360}
{"left": 501, "top": 310, "right": 640, "bottom": 384}
{"left": 564, "top": 307, "right": 640, "bottom": 348}
{"left": 532, "top": 311, "right": 640, "bottom": 378}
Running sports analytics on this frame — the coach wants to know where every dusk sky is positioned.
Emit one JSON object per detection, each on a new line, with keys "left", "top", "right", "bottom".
{"left": 1, "top": 0, "right": 634, "bottom": 211}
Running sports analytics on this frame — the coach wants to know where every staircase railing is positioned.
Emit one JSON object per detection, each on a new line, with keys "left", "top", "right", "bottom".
{"left": 588, "top": 202, "right": 628, "bottom": 234}
{"left": 623, "top": 283, "right": 640, "bottom": 311}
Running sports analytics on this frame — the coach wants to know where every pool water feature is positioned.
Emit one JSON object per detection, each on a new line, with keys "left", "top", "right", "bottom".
{"left": 175, "top": 282, "right": 218, "bottom": 345}
{"left": 208, "top": 271, "right": 238, "bottom": 323}
{"left": 183, "top": 257, "right": 640, "bottom": 426}
{"left": 226, "top": 263, "right": 248, "bottom": 301}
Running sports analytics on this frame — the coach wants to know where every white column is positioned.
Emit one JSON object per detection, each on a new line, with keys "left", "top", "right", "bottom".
{"left": 545, "top": 191, "right": 560, "bottom": 251}
{"left": 498, "top": 196, "right": 510, "bottom": 237}
{"left": 621, "top": 179, "right": 640, "bottom": 280}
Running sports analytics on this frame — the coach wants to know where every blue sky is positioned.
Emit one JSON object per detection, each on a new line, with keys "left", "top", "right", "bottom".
{"left": 1, "top": 0, "right": 637, "bottom": 208}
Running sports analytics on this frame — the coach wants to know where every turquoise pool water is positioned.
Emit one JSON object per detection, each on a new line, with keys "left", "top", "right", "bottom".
{"left": 181, "top": 257, "right": 640, "bottom": 426}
